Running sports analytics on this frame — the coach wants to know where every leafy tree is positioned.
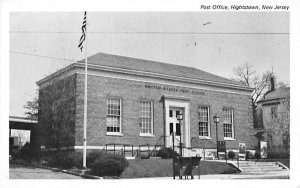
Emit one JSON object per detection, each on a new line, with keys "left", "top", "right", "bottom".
{"left": 25, "top": 74, "right": 77, "bottom": 152}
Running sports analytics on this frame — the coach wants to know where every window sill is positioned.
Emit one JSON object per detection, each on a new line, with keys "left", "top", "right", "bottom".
{"left": 224, "top": 137, "right": 235, "bottom": 141}
{"left": 139, "top": 133, "right": 155, "bottom": 137}
{"left": 199, "top": 136, "right": 211, "bottom": 140}
{"left": 106, "top": 132, "right": 123, "bottom": 137}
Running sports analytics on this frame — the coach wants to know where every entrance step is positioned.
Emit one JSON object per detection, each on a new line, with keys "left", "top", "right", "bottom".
{"left": 231, "top": 161, "right": 289, "bottom": 175}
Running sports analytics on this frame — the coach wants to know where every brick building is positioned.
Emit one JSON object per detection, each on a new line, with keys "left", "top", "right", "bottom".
{"left": 37, "top": 52, "right": 257, "bottom": 158}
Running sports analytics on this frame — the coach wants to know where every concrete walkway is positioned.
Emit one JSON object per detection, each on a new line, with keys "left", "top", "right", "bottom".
{"left": 9, "top": 164, "right": 84, "bottom": 179}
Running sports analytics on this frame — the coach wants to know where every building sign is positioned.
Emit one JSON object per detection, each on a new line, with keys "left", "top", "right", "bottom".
{"left": 144, "top": 84, "right": 205, "bottom": 96}
{"left": 238, "top": 142, "right": 246, "bottom": 160}
{"left": 217, "top": 141, "right": 226, "bottom": 153}
{"left": 260, "top": 141, "right": 267, "bottom": 159}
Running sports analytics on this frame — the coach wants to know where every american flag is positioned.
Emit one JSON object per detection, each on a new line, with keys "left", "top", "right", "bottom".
{"left": 78, "top": 11, "right": 87, "bottom": 52}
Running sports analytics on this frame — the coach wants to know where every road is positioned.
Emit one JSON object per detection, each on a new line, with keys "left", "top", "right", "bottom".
{"left": 9, "top": 164, "right": 84, "bottom": 179}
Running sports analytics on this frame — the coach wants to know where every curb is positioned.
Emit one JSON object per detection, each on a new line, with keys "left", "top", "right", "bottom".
{"left": 10, "top": 160, "right": 103, "bottom": 179}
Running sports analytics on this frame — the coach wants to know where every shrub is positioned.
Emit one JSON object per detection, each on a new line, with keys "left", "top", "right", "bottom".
{"left": 254, "top": 151, "right": 261, "bottom": 159}
{"left": 19, "top": 142, "right": 33, "bottom": 162}
{"left": 246, "top": 151, "right": 254, "bottom": 159}
{"left": 86, "top": 150, "right": 106, "bottom": 166}
{"left": 228, "top": 151, "right": 235, "bottom": 160}
{"left": 47, "top": 151, "right": 83, "bottom": 169}
{"left": 89, "top": 153, "right": 129, "bottom": 177}
{"left": 267, "top": 151, "right": 290, "bottom": 159}
{"left": 157, "top": 148, "right": 180, "bottom": 159}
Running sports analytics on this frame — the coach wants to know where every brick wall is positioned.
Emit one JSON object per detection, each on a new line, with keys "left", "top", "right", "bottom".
{"left": 75, "top": 74, "right": 257, "bottom": 150}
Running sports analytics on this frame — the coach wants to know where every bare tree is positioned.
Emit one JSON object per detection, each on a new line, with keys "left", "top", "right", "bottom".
{"left": 233, "top": 63, "right": 273, "bottom": 105}
{"left": 24, "top": 95, "right": 38, "bottom": 120}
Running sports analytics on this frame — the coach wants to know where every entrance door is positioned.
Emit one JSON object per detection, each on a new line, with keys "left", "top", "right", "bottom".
{"left": 168, "top": 107, "right": 184, "bottom": 148}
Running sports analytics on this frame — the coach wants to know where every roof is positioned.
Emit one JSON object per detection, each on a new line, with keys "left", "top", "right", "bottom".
{"left": 9, "top": 116, "right": 37, "bottom": 124}
{"left": 258, "top": 87, "right": 290, "bottom": 103}
{"left": 78, "top": 52, "right": 245, "bottom": 87}
{"left": 9, "top": 116, "right": 37, "bottom": 130}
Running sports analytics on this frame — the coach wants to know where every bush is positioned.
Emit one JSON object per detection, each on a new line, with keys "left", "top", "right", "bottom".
{"left": 86, "top": 150, "right": 106, "bottom": 166}
{"left": 254, "top": 151, "right": 261, "bottom": 159}
{"left": 246, "top": 151, "right": 254, "bottom": 159}
{"left": 19, "top": 142, "right": 33, "bottom": 162}
{"left": 47, "top": 151, "right": 83, "bottom": 169}
{"left": 267, "top": 151, "right": 290, "bottom": 159}
{"left": 89, "top": 153, "right": 129, "bottom": 177}
{"left": 157, "top": 148, "right": 180, "bottom": 159}
{"left": 228, "top": 151, "right": 235, "bottom": 160}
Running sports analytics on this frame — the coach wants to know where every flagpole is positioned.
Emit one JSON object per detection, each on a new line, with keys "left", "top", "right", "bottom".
{"left": 83, "top": 12, "right": 88, "bottom": 168}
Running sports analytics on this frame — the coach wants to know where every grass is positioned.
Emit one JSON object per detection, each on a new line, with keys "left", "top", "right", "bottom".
{"left": 120, "top": 159, "right": 239, "bottom": 179}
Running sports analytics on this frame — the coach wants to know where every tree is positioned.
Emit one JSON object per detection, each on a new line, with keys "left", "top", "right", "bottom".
{"left": 25, "top": 74, "right": 77, "bottom": 152}
{"left": 233, "top": 63, "right": 273, "bottom": 105}
{"left": 24, "top": 95, "right": 39, "bottom": 120}
{"left": 38, "top": 75, "right": 77, "bottom": 152}
{"left": 265, "top": 92, "right": 290, "bottom": 151}
{"left": 233, "top": 63, "right": 274, "bottom": 129}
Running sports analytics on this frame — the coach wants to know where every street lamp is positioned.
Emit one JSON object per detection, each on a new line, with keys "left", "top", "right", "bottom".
{"left": 213, "top": 115, "right": 220, "bottom": 159}
{"left": 176, "top": 113, "right": 183, "bottom": 156}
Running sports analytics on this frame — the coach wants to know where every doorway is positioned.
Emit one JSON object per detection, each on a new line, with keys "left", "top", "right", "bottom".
{"left": 167, "top": 107, "right": 184, "bottom": 148}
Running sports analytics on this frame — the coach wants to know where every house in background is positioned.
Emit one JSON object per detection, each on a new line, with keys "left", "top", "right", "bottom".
{"left": 9, "top": 116, "right": 38, "bottom": 156}
{"left": 36, "top": 52, "right": 257, "bottom": 158}
{"left": 256, "top": 77, "right": 290, "bottom": 151}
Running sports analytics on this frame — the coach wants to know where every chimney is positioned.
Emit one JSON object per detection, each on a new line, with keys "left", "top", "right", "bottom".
{"left": 270, "top": 76, "right": 275, "bottom": 91}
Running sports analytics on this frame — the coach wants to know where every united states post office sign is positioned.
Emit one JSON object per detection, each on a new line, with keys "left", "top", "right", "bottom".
{"left": 144, "top": 84, "right": 205, "bottom": 96}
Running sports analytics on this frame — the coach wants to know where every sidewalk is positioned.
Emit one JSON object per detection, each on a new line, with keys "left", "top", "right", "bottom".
{"left": 129, "top": 171, "right": 290, "bottom": 180}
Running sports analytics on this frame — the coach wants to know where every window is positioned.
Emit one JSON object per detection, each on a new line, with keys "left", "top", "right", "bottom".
{"left": 271, "top": 106, "right": 277, "bottom": 119}
{"left": 169, "top": 110, "right": 173, "bottom": 117}
{"left": 107, "top": 98, "right": 121, "bottom": 133}
{"left": 139, "top": 101, "right": 153, "bottom": 135}
{"left": 223, "top": 108, "right": 234, "bottom": 138}
{"left": 199, "top": 106, "right": 210, "bottom": 137}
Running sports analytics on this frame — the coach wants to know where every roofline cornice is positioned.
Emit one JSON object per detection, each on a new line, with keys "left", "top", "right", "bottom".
{"left": 37, "top": 62, "right": 254, "bottom": 92}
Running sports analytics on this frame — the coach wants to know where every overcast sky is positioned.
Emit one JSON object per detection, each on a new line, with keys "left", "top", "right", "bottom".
{"left": 9, "top": 12, "right": 289, "bottom": 117}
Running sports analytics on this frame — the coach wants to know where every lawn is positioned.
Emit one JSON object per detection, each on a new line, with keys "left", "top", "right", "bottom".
{"left": 120, "top": 158, "right": 239, "bottom": 179}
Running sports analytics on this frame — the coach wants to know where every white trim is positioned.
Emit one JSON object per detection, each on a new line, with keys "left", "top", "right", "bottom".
{"left": 37, "top": 63, "right": 253, "bottom": 95}
{"left": 106, "top": 132, "right": 124, "bottom": 136}
{"left": 9, "top": 116, "right": 37, "bottom": 124}
{"left": 139, "top": 133, "right": 155, "bottom": 137}
{"left": 73, "top": 145, "right": 160, "bottom": 151}
{"left": 224, "top": 137, "right": 236, "bottom": 141}
{"left": 199, "top": 136, "right": 211, "bottom": 140}
{"left": 223, "top": 108, "right": 235, "bottom": 139}
{"left": 74, "top": 146, "right": 105, "bottom": 150}
{"left": 76, "top": 71, "right": 252, "bottom": 96}
{"left": 198, "top": 106, "right": 211, "bottom": 137}
{"left": 37, "top": 62, "right": 253, "bottom": 92}
{"left": 106, "top": 97, "right": 122, "bottom": 134}
{"left": 81, "top": 63, "right": 253, "bottom": 91}
{"left": 139, "top": 100, "right": 154, "bottom": 135}
{"left": 164, "top": 98, "right": 190, "bottom": 148}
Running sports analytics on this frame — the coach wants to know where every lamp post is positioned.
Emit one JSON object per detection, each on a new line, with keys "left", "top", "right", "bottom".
{"left": 176, "top": 113, "right": 183, "bottom": 156}
{"left": 213, "top": 115, "right": 220, "bottom": 160}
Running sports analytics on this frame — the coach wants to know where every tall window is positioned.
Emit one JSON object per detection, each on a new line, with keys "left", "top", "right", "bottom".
{"left": 223, "top": 108, "right": 234, "bottom": 138}
{"left": 107, "top": 98, "right": 121, "bottom": 133}
{"left": 199, "top": 106, "right": 210, "bottom": 137}
{"left": 271, "top": 106, "right": 278, "bottom": 119}
{"left": 140, "top": 101, "right": 153, "bottom": 135}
